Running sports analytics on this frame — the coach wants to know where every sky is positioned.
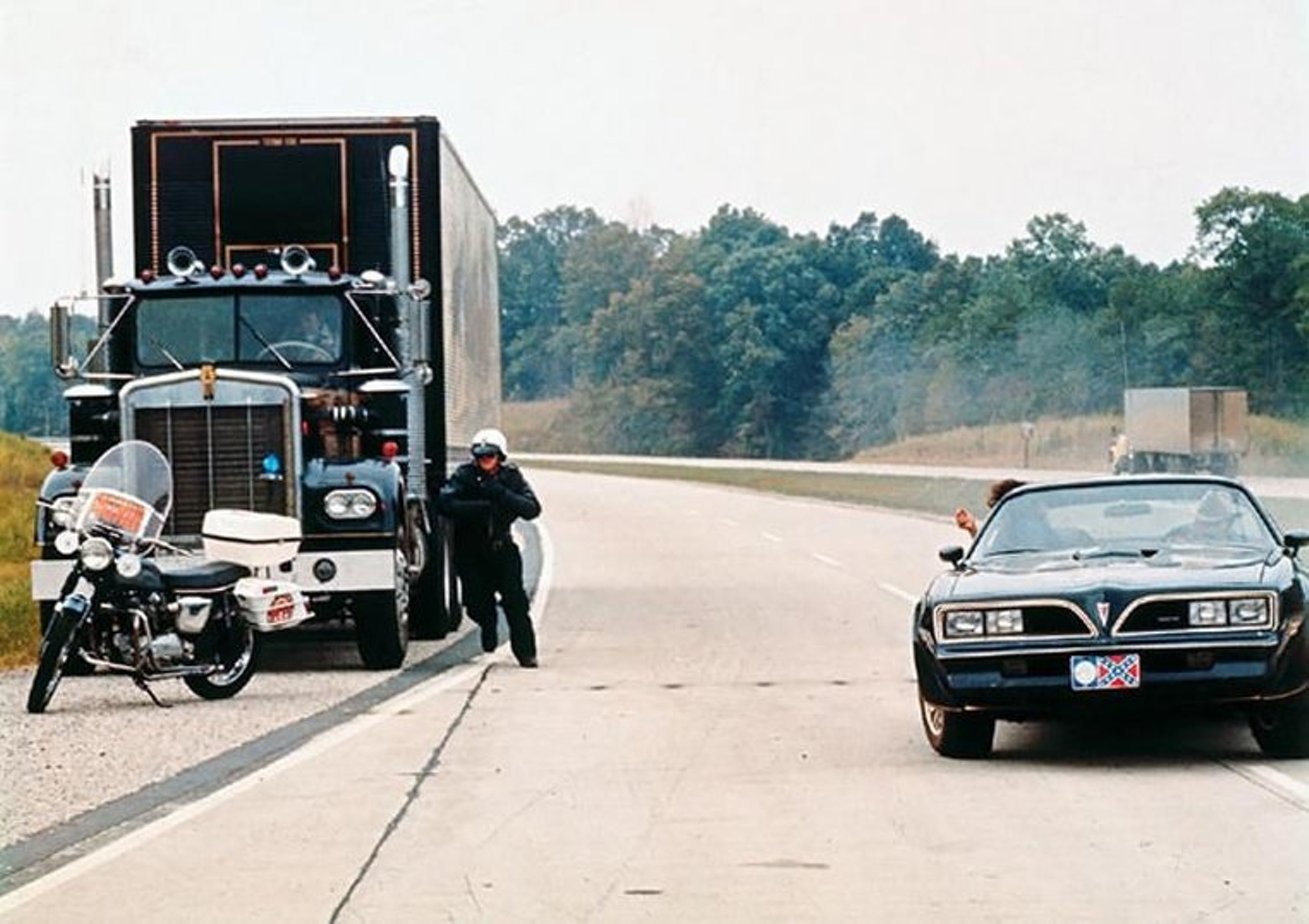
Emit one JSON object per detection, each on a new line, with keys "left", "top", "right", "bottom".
{"left": 0, "top": 0, "right": 1306, "bottom": 316}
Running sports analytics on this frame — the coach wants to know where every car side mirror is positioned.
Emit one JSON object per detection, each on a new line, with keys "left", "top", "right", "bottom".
{"left": 938, "top": 545, "right": 965, "bottom": 567}
{"left": 1283, "top": 530, "right": 1309, "bottom": 553}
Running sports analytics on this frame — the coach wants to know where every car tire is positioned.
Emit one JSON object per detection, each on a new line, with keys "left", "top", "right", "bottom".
{"left": 918, "top": 689, "right": 995, "bottom": 758}
{"left": 354, "top": 539, "right": 410, "bottom": 669}
{"left": 1249, "top": 691, "right": 1309, "bottom": 758}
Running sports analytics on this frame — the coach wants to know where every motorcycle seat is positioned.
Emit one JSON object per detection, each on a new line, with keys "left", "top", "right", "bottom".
{"left": 154, "top": 558, "right": 250, "bottom": 592}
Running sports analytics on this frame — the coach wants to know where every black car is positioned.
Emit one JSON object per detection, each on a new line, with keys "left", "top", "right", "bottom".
{"left": 913, "top": 476, "right": 1309, "bottom": 758}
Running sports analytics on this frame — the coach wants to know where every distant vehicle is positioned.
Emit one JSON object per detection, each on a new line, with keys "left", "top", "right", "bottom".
{"left": 32, "top": 117, "right": 501, "bottom": 669}
{"left": 1118, "top": 387, "right": 1247, "bottom": 475}
{"left": 912, "top": 476, "right": 1309, "bottom": 758}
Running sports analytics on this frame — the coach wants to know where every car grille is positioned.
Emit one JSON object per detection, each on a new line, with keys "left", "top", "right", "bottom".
{"left": 1115, "top": 592, "right": 1278, "bottom": 635}
{"left": 134, "top": 404, "right": 290, "bottom": 535}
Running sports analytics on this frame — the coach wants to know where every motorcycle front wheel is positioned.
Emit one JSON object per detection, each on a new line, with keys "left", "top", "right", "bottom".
{"left": 27, "top": 605, "right": 85, "bottom": 713}
{"left": 184, "top": 622, "right": 258, "bottom": 700}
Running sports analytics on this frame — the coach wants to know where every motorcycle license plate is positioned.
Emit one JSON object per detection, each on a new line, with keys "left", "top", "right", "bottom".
{"left": 1070, "top": 653, "right": 1141, "bottom": 691}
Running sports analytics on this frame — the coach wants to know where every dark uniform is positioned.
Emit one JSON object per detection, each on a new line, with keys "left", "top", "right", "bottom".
{"left": 437, "top": 458, "right": 542, "bottom": 666}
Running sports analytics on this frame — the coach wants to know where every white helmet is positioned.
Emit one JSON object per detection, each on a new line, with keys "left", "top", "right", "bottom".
{"left": 470, "top": 427, "right": 508, "bottom": 460}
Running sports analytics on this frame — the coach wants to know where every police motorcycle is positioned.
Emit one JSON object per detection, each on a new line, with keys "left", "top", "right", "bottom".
{"left": 28, "top": 440, "right": 310, "bottom": 713}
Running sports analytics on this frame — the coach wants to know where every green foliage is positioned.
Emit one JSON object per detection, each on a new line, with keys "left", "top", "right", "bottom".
{"left": 498, "top": 189, "right": 1309, "bottom": 459}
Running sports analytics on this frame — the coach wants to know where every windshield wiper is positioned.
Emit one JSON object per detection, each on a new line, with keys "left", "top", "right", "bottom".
{"left": 145, "top": 334, "right": 184, "bottom": 371}
{"left": 237, "top": 314, "right": 292, "bottom": 370}
{"left": 1072, "top": 547, "right": 1151, "bottom": 561}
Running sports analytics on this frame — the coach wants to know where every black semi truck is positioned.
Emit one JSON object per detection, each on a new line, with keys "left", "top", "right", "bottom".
{"left": 32, "top": 116, "right": 501, "bottom": 668}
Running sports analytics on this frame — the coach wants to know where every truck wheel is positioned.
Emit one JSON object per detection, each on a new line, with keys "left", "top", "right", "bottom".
{"left": 184, "top": 623, "right": 258, "bottom": 700}
{"left": 410, "top": 518, "right": 462, "bottom": 639}
{"left": 40, "top": 601, "right": 93, "bottom": 675}
{"left": 27, "top": 605, "right": 84, "bottom": 713}
{"left": 1249, "top": 691, "right": 1309, "bottom": 758}
{"left": 918, "top": 689, "right": 995, "bottom": 758}
{"left": 355, "top": 541, "right": 410, "bottom": 669}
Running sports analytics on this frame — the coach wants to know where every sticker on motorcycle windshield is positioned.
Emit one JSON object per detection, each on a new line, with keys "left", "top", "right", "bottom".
{"left": 1070, "top": 653, "right": 1141, "bottom": 691}
{"left": 87, "top": 491, "right": 148, "bottom": 535}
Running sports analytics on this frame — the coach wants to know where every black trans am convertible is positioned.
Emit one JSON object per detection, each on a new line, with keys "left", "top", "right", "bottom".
{"left": 913, "top": 476, "right": 1309, "bottom": 758}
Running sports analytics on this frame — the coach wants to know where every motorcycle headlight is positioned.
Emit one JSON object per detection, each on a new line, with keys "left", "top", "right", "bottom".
{"left": 116, "top": 553, "right": 143, "bottom": 579}
{"left": 324, "top": 489, "right": 378, "bottom": 520}
{"left": 79, "top": 536, "right": 114, "bottom": 572}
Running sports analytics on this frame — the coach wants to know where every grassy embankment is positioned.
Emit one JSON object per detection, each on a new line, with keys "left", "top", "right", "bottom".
{"left": 0, "top": 434, "right": 47, "bottom": 668}
{"left": 506, "top": 399, "right": 1309, "bottom": 525}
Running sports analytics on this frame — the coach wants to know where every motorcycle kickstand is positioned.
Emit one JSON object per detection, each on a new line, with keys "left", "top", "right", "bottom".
{"left": 133, "top": 675, "right": 171, "bottom": 708}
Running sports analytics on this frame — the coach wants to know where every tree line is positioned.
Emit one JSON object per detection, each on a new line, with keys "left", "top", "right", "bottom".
{"left": 499, "top": 188, "right": 1309, "bottom": 459}
{"left": 2, "top": 187, "right": 1305, "bottom": 459}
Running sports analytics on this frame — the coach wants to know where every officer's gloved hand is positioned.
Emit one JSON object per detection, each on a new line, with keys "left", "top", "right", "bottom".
{"left": 481, "top": 478, "right": 507, "bottom": 501}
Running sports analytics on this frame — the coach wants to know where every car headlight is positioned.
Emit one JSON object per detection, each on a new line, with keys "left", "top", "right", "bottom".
{"left": 943, "top": 610, "right": 985, "bottom": 638}
{"left": 1188, "top": 600, "right": 1227, "bottom": 627}
{"left": 79, "top": 536, "right": 114, "bottom": 572}
{"left": 986, "top": 608, "right": 1024, "bottom": 634}
{"left": 324, "top": 489, "right": 378, "bottom": 520}
{"left": 1227, "top": 597, "right": 1270, "bottom": 627}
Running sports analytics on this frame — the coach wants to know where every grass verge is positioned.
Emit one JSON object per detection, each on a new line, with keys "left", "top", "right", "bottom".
{"left": 523, "top": 458, "right": 1309, "bottom": 533}
{"left": 0, "top": 434, "right": 48, "bottom": 669}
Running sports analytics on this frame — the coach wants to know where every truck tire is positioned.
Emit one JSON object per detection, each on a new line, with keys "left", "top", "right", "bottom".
{"left": 355, "top": 538, "right": 410, "bottom": 669}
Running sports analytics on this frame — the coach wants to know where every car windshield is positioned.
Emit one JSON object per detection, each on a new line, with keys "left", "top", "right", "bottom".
{"left": 136, "top": 292, "right": 344, "bottom": 367}
{"left": 971, "top": 481, "right": 1276, "bottom": 559}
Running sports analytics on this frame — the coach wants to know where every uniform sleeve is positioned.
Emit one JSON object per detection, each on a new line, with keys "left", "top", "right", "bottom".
{"left": 437, "top": 466, "right": 493, "bottom": 520}
{"left": 491, "top": 466, "right": 541, "bottom": 521}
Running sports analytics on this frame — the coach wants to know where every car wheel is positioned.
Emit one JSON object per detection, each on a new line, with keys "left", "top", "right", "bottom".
{"left": 918, "top": 688, "right": 995, "bottom": 758}
{"left": 354, "top": 539, "right": 410, "bottom": 669}
{"left": 1249, "top": 690, "right": 1309, "bottom": 758}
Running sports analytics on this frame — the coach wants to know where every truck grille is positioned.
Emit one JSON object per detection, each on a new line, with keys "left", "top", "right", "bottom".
{"left": 135, "top": 405, "right": 289, "bottom": 534}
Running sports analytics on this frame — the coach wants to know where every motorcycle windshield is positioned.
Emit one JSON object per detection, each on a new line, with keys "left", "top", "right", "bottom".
{"left": 76, "top": 441, "right": 173, "bottom": 542}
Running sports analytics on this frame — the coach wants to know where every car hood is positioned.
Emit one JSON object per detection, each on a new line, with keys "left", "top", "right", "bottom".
{"left": 936, "top": 548, "right": 1283, "bottom": 601}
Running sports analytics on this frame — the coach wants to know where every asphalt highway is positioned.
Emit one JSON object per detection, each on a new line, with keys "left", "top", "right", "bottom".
{"left": 2, "top": 469, "right": 1307, "bottom": 921}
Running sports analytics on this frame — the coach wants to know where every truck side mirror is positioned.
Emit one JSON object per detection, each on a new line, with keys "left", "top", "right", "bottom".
{"left": 50, "top": 300, "right": 77, "bottom": 379}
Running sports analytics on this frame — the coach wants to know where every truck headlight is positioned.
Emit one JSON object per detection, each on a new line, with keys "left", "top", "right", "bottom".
{"left": 943, "top": 610, "right": 985, "bottom": 638}
{"left": 79, "top": 536, "right": 114, "bottom": 572}
{"left": 324, "top": 489, "right": 378, "bottom": 520}
{"left": 1227, "top": 597, "right": 1270, "bottom": 627}
{"left": 1188, "top": 600, "right": 1227, "bottom": 627}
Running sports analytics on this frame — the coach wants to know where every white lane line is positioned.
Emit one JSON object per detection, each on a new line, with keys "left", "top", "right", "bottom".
{"left": 0, "top": 521, "right": 557, "bottom": 915}
{"left": 811, "top": 553, "right": 842, "bottom": 568}
{"left": 761, "top": 532, "right": 782, "bottom": 543}
{"left": 877, "top": 581, "right": 919, "bottom": 604}
{"left": 1219, "top": 760, "right": 1309, "bottom": 812}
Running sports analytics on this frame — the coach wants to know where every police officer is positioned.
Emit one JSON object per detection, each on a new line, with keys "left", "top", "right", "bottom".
{"left": 437, "top": 428, "right": 542, "bottom": 667}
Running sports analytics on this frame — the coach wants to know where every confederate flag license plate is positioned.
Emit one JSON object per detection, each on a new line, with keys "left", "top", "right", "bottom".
{"left": 1070, "top": 653, "right": 1141, "bottom": 691}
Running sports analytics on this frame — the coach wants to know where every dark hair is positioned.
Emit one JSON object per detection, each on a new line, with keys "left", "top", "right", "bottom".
{"left": 986, "top": 478, "right": 1027, "bottom": 508}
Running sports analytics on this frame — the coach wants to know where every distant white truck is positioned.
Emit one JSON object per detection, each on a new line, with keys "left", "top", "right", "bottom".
{"left": 1117, "top": 387, "right": 1248, "bottom": 475}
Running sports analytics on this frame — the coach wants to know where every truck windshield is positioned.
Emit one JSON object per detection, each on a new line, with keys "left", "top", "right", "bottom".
{"left": 136, "top": 293, "right": 343, "bottom": 367}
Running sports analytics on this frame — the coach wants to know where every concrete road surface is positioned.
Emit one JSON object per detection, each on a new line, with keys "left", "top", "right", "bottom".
{"left": 3, "top": 470, "right": 1307, "bottom": 921}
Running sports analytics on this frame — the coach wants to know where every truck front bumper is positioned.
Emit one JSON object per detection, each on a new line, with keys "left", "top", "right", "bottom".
{"left": 31, "top": 549, "right": 398, "bottom": 601}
